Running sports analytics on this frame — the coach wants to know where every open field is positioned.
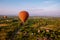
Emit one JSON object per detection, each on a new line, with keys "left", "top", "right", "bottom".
{"left": 0, "top": 16, "right": 60, "bottom": 40}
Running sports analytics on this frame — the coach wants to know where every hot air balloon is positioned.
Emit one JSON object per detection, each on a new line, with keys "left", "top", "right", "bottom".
{"left": 18, "top": 11, "right": 29, "bottom": 23}
{"left": 3, "top": 16, "right": 7, "bottom": 19}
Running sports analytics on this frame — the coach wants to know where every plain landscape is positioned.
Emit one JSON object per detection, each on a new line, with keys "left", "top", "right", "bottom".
{"left": 0, "top": 16, "right": 60, "bottom": 40}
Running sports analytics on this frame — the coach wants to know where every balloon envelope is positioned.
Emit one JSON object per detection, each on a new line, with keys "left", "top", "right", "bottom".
{"left": 18, "top": 11, "right": 29, "bottom": 23}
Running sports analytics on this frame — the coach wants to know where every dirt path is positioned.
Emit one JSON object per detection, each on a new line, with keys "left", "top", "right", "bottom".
{"left": 0, "top": 24, "right": 8, "bottom": 26}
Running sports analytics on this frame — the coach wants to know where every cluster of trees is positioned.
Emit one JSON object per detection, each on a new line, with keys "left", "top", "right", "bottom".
{"left": 0, "top": 17, "right": 60, "bottom": 40}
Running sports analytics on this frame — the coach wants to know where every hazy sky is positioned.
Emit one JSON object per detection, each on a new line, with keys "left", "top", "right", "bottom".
{"left": 0, "top": 0, "right": 60, "bottom": 16}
